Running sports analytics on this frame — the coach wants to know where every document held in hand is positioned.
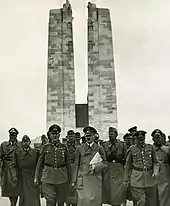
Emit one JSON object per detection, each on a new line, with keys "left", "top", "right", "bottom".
{"left": 89, "top": 152, "right": 103, "bottom": 165}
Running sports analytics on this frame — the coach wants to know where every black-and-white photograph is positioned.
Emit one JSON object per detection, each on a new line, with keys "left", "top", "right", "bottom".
{"left": 0, "top": 0, "right": 170, "bottom": 205}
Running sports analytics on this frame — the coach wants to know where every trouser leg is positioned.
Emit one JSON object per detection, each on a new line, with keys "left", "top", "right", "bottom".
{"left": 131, "top": 187, "right": 146, "bottom": 206}
{"left": 9, "top": 197, "right": 18, "bottom": 206}
{"left": 146, "top": 186, "right": 160, "bottom": 206}
{"left": 46, "top": 197, "right": 56, "bottom": 206}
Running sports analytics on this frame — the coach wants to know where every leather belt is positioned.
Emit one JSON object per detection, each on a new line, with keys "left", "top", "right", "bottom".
{"left": 45, "top": 163, "right": 65, "bottom": 168}
{"left": 133, "top": 166, "right": 153, "bottom": 172}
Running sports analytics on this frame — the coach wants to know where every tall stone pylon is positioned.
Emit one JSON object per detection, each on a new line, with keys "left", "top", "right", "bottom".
{"left": 47, "top": 0, "right": 75, "bottom": 135}
{"left": 87, "top": 2, "right": 118, "bottom": 138}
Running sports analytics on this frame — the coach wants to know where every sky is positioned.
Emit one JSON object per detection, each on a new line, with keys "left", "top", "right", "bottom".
{"left": 0, "top": 0, "right": 170, "bottom": 142}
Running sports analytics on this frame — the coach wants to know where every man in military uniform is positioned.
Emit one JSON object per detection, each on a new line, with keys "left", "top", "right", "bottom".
{"left": 102, "top": 127, "right": 126, "bottom": 206}
{"left": 124, "top": 130, "right": 160, "bottom": 206}
{"left": 11, "top": 135, "right": 40, "bottom": 206}
{"left": 0, "top": 128, "right": 21, "bottom": 206}
{"left": 128, "top": 126, "right": 137, "bottom": 145}
{"left": 65, "top": 130, "right": 78, "bottom": 206}
{"left": 73, "top": 126, "right": 107, "bottom": 206}
{"left": 152, "top": 129, "right": 170, "bottom": 206}
{"left": 75, "top": 132, "right": 81, "bottom": 146}
{"left": 34, "top": 124, "right": 71, "bottom": 206}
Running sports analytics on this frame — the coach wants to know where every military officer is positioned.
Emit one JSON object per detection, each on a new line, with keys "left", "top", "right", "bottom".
{"left": 102, "top": 127, "right": 126, "bottom": 206}
{"left": 0, "top": 128, "right": 21, "bottom": 206}
{"left": 152, "top": 129, "right": 170, "bottom": 206}
{"left": 73, "top": 126, "right": 107, "bottom": 206}
{"left": 11, "top": 135, "right": 40, "bottom": 206}
{"left": 75, "top": 132, "right": 81, "bottom": 146}
{"left": 34, "top": 124, "right": 71, "bottom": 206}
{"left": 128, "top": 126, "right": 137, "bottom": 145}
{"left": 124, "top": 130, "right": 160, "bottom": 206}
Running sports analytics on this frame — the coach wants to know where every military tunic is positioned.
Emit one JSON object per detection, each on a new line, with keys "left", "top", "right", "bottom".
{"left": 35, "top": 142, "right": 71, "bottom": 203}
{"left": 124, "top": 144, "right": 160, "bottom": 206}
{"left": 11, "top": 147, "right": 40, "bottom": 206}
{"left": 154, "top": 145, "right": 170, "bottom": 206}
{"left": 0, "top": 140, "right": 21, "bottom": 197}
{"left": 102, "top": 140, "right": 127, "bottom": 205}
{"left": 73, "top": 142, "right": 107, "bottom": 206}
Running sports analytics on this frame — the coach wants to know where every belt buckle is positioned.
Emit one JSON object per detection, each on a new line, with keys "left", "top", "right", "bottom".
{"left": 112, "top": 160, "right": 116, "bottom": 163}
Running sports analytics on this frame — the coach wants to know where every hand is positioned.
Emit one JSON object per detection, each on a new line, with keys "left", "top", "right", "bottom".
{"left": 34, "top": 177, "right": 39, "bottom": 186}
{"left": 12, "top": 176, "right": 17, "bottom": 185}
{"left": 123, "top": 181, "right": 129, "bottom": 187}
{"left": 152, "top": 173, "right": 158, "bottom": 178}
{"left": 89, "top": 164, "right": 95, "bottom": 174}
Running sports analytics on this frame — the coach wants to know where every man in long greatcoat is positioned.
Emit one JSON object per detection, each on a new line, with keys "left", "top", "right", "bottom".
{"left": 72, "top": 126, "right": 107, "bottom": 206}
{"left": 0, "top": 128, "right": 21, "bottom": 206}
{"left": 152, "top": 129, "right": 170, "bottom": 206}
{"left": 102, "top": 127, "right": 126, "bottom": 206}
{"left": 65, "top": 130, "right": 78, "bottom": 206}
{"left": 11, "top": 135, "right": 40, "bottom": 206}
{"left": 124, "top": 130, "right": 160, "bottom": 206}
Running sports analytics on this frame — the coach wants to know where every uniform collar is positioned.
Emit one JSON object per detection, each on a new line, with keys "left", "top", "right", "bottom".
{"left": 8, "top": 140, "right": 18, "bottom": 146}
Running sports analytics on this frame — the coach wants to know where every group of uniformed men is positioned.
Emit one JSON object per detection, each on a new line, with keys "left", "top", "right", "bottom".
{"left": 1, "top": 125, "right": 170, "bottom": 206}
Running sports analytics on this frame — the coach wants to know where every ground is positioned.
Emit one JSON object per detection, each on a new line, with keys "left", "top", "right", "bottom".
{"left": 0, "top": 194, "right": 132, "bottom": 206}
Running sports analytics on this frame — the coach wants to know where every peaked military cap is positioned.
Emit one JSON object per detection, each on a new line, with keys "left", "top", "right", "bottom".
{"left": 67, "top": 130, "right": 75, "bottom": 135}
{"left": 75, "top": 132, "right": 81, "bottom": 138}
{"left": 83, "top": 126, "right": 97, "bottom": 134}
{"left": 48, "top": 124, "right": 61, "bottom": 133}
{"left": 128, "top": 126, "right": 137, "bottom": 133}
{"left": 135, "top": 130, "right": 147, "bottom": 136}
{"left": 109, "top": 127, "right": 118, "bottom": 135}
{"left": 9, "top": 128, "right": 19, "bottom": 135}
{"left": 22, "top": 135, "right": 31, "bottom": 142}
{"left": 123, "top": 133, "right": 132, "bottom": 140}
{"left": 151, "top": 129, "right": 163, "bottom": 137}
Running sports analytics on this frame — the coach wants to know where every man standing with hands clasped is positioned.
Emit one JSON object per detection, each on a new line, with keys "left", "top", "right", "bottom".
{"left": 124, "top": 130, "right": 160, "bottom": 206}
{"left": 72, "top": 126, "right": 107, "bottom": 206}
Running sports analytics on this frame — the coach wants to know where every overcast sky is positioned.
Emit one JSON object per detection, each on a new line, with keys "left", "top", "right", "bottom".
{"left": 0, "top": 0, "right": 170, "bottom": 142}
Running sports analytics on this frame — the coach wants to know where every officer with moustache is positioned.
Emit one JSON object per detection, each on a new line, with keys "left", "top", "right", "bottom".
{"left": 0, "top": 128, "right": 21, "bottom": 206}
{"left": 73, "top": 126, "right": 107, "bottom": 206}
{"left": 34, "top": 124, "right": 71, "bottom": 206}
{"left": 124, "top": 130, "right": 160, "bottom": 206}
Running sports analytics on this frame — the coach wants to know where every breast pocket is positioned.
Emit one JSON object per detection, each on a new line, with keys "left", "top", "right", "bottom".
{"left": 132, "top": 152, "right": 141, "bottom": 162}
{"left": 45, "top": 150, "right": 53, "bottom": 162}
{"left": 145, "top": 150, "right": 152, "bottom": 164}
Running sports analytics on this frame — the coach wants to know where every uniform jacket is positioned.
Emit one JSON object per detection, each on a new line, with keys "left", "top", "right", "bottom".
{"left": 35, "top": 142, "right": 71, "bottom": 185}
{"left": 0, "top": 140, "right": 21, "bottom": 197}
{"left": 124, "top": 143, "right": 159, "bottom": 188}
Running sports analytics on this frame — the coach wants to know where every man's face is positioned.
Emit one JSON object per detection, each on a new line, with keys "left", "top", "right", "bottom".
{"left": 22, "top": 140, "right": 30, "bottom": 148}
{"left": 136, "top": 133, "right": 145, "bottom": 145}
{"left": 67, "top": 134, "right": 75, "bottom": 143}
{"left": 109, "top": 131, "right": 117, "bottom": 142}
{"left": 9, "top": 133, "right": 17, "bottom": 142}
{"left": 153, "top": 131, "right": 162, "bottom": 146}
{"left": 50, "top": 131, "right": 60, "bottom": 143}
{"left": 85, "top": 131, "right": 95, "bottom": 144}
{"left": 125, "top": 136, "right": 133, "bottom": 145}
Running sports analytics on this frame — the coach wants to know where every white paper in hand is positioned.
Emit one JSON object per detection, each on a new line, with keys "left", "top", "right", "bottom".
{"left": 89, "top": 152, "right": 103, "bottom": 165}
